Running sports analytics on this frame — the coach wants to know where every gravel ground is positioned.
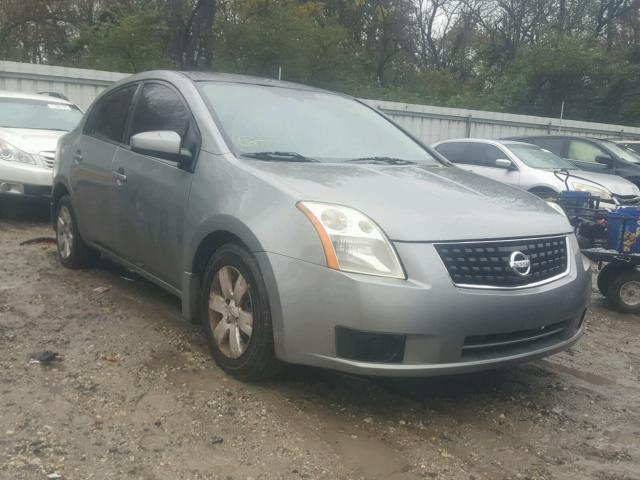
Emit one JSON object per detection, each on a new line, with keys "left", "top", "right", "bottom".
{"left": 1, "top": 200, "right": 639, "bottom": 480}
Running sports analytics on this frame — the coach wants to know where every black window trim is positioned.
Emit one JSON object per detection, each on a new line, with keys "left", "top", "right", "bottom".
{"left": 124, "top": 79, "right": 202, "bottom": 172}
{"left": 83, "top": 82, "right": 141, "bottom": 147}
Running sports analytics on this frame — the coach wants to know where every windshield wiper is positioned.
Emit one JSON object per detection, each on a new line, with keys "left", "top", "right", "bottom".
{"left": 347, "top": 156, "right": 417, "bottom": 165}
{"left": 241, "top": 151, "right": 318, "bottom": 162}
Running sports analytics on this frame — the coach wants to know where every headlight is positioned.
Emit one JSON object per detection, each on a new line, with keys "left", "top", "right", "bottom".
{"left": 569, "top": 181, "right": 612, "bottom": 201}
{"left": 0, "top": 139, "right": 36, "bottom": 165}
{"left": 546, "top": 201, "right": 568, "bottom": 218}
{"left": 297, "top": 202, "right": 405, "bottom": 279}
{"left": 633, "top": 184, "right": 640, "bottom": 195}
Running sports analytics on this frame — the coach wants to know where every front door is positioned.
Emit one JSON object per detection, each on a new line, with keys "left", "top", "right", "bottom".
{"left": 466, "top": 143, "right": 521, "bottom": 187}
{"left": 112, "top": 82, "right": 198, "bottom": 289}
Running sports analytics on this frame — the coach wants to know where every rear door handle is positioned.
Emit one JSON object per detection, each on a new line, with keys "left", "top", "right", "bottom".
{"left": 113, "top": 168, "right": 127, "bottom": 185}
{"left": 73, "top": 151, "right": 83, "bottom": 163}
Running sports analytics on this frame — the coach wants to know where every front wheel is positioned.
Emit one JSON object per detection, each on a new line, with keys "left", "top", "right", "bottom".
{"left": 201, "top": 243, "right": 281, "bottom": 380}
{"left": 607, "top": 269, "right": 640, "bottom": 314}
{"left": 55, "top": 195, "right": 99, "bottom": 269}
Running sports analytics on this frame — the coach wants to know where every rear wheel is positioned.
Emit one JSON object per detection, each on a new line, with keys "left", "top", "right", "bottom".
{"left": 55, "top": 195, "right": 99, "bottom": 269}
{"left": 606, "top": 269, "right": 640, "bottom": 313}
{"left": 201, "top": 243, "right": 281, "bottom": 380}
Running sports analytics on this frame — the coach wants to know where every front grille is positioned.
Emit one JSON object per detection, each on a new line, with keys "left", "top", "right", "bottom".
{"left": 435, "top": 235, "right": 568, "bottom": 288}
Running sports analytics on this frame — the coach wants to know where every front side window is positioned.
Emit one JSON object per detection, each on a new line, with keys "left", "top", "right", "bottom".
{"left": 129, "top": 84, "right": 191, "bottom": 138}
{"left": 128, "top": 83, "right": 198, "bottom": 159}
{"left": 86, "top": 85, "right": 137, "bottom": 143}
{"left": 199, "top": 82, "right": 440, "bottom": 165}
{"left": 0, "top": 98, "right": 82, "bottom": 132}
{"left": 467, "top": 144, "right": 505, "bottom": 167}
{"left": 508, "top": 144, "right": 577, "bottom": 170}
{"left": 567, "top": 140, "right": 607, "bottom": 163}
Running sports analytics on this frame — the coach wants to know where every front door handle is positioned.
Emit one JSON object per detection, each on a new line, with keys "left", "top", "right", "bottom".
{"left": 73, "top": 151, "right": 83, "bottom": 163}
{"left": 113, "top": 168, "right": 127, "bottom": 185}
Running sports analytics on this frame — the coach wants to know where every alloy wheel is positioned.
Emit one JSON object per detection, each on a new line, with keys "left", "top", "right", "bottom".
{"left": 57, "top": 205, "right": 73, "bottom": 259}
{"left": 208, "top": 266, "right": 254, "bottom": 359}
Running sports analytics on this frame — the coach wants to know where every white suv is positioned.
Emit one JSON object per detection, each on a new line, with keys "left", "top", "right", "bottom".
{"left": 0, "top": 91, "right": 82, "bottom": 200}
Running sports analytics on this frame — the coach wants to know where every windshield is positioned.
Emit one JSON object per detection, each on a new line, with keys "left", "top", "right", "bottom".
{"left": 199, "top": 82, "right": 440, "bottom": 165}
{"left": 600, "top": 140, "right": 640, "bottom": 164}
{"left": 0, "top": 98, "right": 82, "bottom": 131}
{"left": 508, "top": 144, "right": 578, "bottom": 170}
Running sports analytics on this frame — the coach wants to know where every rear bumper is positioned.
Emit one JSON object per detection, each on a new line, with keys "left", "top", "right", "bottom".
{"left": 257, "top": 234, "right": 591, "bottom": 377}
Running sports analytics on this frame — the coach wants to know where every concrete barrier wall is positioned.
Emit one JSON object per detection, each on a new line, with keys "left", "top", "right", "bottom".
{"left": 2, "top": 60, "right": 639, "bottom": 142}
{"left": 0, "top": 60, "right": 127, "bottom": 110}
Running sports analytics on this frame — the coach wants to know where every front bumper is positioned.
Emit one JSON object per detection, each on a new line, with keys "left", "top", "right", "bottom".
{"left": 0, "top": 159, "right": 52, "bottom": 198}
{"left": 257, "top": 235, "right": 591, "bottom": 376}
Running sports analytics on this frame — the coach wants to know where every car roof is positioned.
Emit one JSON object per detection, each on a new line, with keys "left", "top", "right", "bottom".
{"left": 434, "top": 138, "right": 536, "bottom": 147}
{"left": 118, "top": 70, "right": 341, "bottom": 97}
{"left": 506, "top": 134, "right": 615, "bottom": 142}
{"left": 0, "top": 90, "right": 75, "bottom": 105}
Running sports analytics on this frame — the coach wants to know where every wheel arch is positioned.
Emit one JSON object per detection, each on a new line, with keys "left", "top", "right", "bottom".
{"left": 51, "top": 181, "right": 71, "bottom": 229}
{"left": 181, "top": 215, "right": 271, "bottom": 324}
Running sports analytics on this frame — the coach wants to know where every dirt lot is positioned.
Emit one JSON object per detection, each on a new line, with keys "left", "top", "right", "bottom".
{"left": 1, "top": 201, "right": 639, "bottom": 480}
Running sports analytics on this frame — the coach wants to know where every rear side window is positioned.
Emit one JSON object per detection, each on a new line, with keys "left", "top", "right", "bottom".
{"left": 129, "top": 83, "right": 191, "bottom": 138}
{"left": 85, "top": 85, "right": 137, "bottom": 143}
{"left": 529, "top": 138, "right": 564, "bottom": 156}
{"left": 435, "top": 143, "right": 468, "bottom": 163}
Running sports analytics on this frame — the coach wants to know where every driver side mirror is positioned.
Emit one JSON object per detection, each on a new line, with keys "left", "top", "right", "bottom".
{"left": 595, "top": 154, "right": 613, "bottom": 167}
{"left": 495, "top": 158, "right": 515, "bottom": 170}
{"left": 130, "top": 130, "right": 192, "bottom": 163}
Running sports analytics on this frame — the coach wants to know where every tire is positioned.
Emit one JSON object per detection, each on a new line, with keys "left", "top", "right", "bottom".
{"left": 597, "top": 263, "right": 631, "bottom": 297}
{"left": 606, "top": 269, "right": 640, "bottom": 314}
{"left": 54, "top": 195, "right": 99, "bottom": 269}
{"left": 201, "top": 243, "right": 281, "bottom": 380}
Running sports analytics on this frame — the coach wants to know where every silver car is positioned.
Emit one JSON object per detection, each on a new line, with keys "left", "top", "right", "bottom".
{"left": 0, "top": 91, "right": 82, "bottom": 200}
{"left": 432, "top": 138, "right": 640, "bottom": 206}
{"left": 52, "top": 71, "right": 591, "bottom": 379}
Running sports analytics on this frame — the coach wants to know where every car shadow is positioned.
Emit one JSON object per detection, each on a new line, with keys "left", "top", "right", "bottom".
{"left": 0, "top": 198, "right": 50, "bottom": 224}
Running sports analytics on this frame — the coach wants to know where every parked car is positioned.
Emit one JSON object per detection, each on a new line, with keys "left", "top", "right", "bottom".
{"left": 505, "top": 135, "right": 640, "bottom": 187}
{"left": 0, "top": 91, "right": 82, "bottom": 200}
{"left": 52, "top": 71, "right": 591, "bottom": 379}
{"left": 610, "top": 139, "right": 640, "bottom": 155}
{"left": 432, "top": 138, "right": 640, "bottom": 205}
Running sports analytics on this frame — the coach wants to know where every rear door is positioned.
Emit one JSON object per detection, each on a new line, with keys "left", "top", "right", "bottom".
{"left": 565, "top": 139, "right": 613, "bottom": 173}
{"left": 72, "top": 84, "right": 138, "bottom": 250}
{"left": 112, "top": 82, "right": 198, "bottom": 288}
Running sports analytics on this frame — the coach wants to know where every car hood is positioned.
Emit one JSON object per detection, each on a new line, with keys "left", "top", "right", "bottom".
{"left": 245, "top": 161, "right": 572, "bottom": 242}
{"left": 566, "top": 170, "right": 639, "bottom": 196}
{"left": 0, "top": 127, "right": 65, "bottom": 155}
